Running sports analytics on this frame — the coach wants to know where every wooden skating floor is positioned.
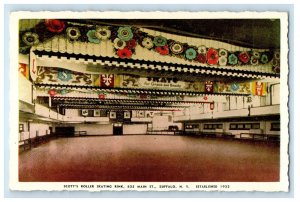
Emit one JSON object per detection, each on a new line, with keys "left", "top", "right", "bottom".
{"left": 19, "top": 135, "right": 280, "bottom": 182}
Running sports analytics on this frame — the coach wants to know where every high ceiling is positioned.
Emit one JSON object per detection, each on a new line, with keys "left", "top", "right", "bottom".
{"left": 78, "top": 19, "right": 280, "bottom": 49}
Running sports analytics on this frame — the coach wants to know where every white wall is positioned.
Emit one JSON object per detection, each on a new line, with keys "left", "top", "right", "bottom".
{"left": 19, "top": 121, "right": 30, "bottom": 140}
{"left": 123, "top": 124, "right": 147, "bottom": 135}
{"left": 19, "top": 73, "right": 32, "bottom": 104}
{"left": 152, "top": 115, "right": 182, "bottom": 130}
{"left": 73, "top": 124, "right": 113, "bottom": 135}
{"left": 29, "top": 122, "right": 52, "bottom": 138}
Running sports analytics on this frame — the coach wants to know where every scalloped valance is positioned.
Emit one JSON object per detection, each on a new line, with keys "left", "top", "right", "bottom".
{"left": 20, "top": 19, "right": 280, "bottom": 74}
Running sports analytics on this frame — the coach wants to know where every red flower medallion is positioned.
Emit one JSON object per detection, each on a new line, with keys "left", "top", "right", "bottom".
{"left": 126, "top": 39, "right": 137, "bottom": 49}
{"left": 196, "top": 53, "right": 207, "bottom": 63}
{"left": 155, "top": 45, "right": 169, "bottom": 55}
{"left": 45, "top": 19, "right": 65, "bottom": 33}
{"left": 239, "top": 52, "right": 250, "bottom": 63}
{"left": 117, "top": 48, "right": 133, "bottom": 59}
{"left": 207, "top": 48, "right": 219, "bottom": 65}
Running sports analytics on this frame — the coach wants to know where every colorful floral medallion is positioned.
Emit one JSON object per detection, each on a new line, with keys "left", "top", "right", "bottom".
{"left": 239, "top": 52, "right": 250, "bottom": 64}
{"left": 86, "top": 30, "right": 100, "bottom": 44}
{"left": 207, "top": 48, "right": 219, "bottom": 65}
{"left": 95, "top": 26, "right": 111, "bottom": 40}
{"left": 66, "top": 27, "right": 81, "bottom": 40}
{"left": 153, "top": 36, "right": 167, "bottom": 47}
{"left": 117, "top": 27, "right": 133, "bottom": 41}
{"left": 170, "top": 42, "right": 184, "bottom": 54}
{"left": 22, "top": 32, "right": 39, "bottom": 46}
{"left": 142, "top": 37, "right": 154, "bottom": 49}
{"left": 196, "top": 53, "right": 206, "bottom": 63}
{"left": 126, "top": 39, "right": 137, "bottom": 50}
{"left": 250, "top": 56, "right": 259, "bottom": 65}
{"left": 185, "top": 48, "right": 197, "bottom": 60}
{"left": 117, "top": 48, "right": 132, "bottom": 59}
{"left": 113, "top": 38, "right": 126, "bottom": 49}
{"left": 45, "top": 19, "right": 65, "bottom": 33}
{"left": 260, "top": 54, "right": 269, "bottom": 64}
{"left": 228, "top": 53, "right": 238, "bottom": 65}
{"left": 218, "top": 56, "right": 227, "bottom": 66}
{"left": 197, "top": 46, "right": 207, "bottom": 54}
{"left": 219, "top": 48, "right": 228, "bottom": 57}
{"left": 156, "top": 45, "right": 169, "bottom": 55}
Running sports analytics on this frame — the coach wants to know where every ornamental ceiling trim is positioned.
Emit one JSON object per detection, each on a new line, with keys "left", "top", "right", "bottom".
{"left": 21, "top": 19, "right": 280, "bottom": 76}
{"left": 33, "top": 50, "right": 279, "bottom": 80}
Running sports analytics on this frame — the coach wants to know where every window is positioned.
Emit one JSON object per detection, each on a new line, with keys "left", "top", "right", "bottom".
{"left": 230, "top": 123, "right": 260, "bottom": 130}
{"left": 245, "top": 124, "right": 252, "bottom": 129}
{"left": 19, "top": 124, "right": 24, "bottom": 132}
{"left": 237, "top": 124, "right": 244, "bottom": 129}
{"left": 271, "top": 122, "right": 280, "bottom": 131}
{"left": 185, "top": 124, "right": 199, "bottom": 129}
{"left": 204, "top": 124, "right": 223, "bottom": 130}
{"left": 252, "top": 123, "right": 260, "bottom": 129}
{"left": 230, "top": 124, "right": 237, "bottom": 129}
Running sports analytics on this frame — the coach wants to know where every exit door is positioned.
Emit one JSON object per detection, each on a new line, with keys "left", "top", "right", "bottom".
{"left": 113, "top": 123, "right": 123, "bottom": 135}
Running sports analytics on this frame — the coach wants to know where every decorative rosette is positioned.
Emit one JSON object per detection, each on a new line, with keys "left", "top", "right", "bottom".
{"left": 238, "top": 52, "right": 250, "bottom": 64}
{"left": 185, "top": 48, "right": 197, "bottom": 60}
{"left": 207, "top": 48, "right": 219, "bottom": 65}
{"left": 117, "top": 48, "right": 132, "bottom": 59}
{"left": 153, "top": 36, "right": 167, "bottom": 47}
{"left": 126, "top": 39, "right": 137, "bottom": 49}
{"left": 260, "top": 54, "right": 269, "bottom": 64}
{"left": 218, "top": 56, "right": 227, "bottom": 66}
{"left": 252, "top": 51, "right": 260, "bottom": 59}
{"left": 22, "top": 32, "right": 39, "bottom": 46}
{"left": 66, "top": 27, "right": 81, "bottom": 40}
{"left": 117, "top": 26, "right": 133, "bottom": 41}
{"left": 272, "top": 59, "right": 280, "bottom": 69}
{"left": 113, "top": 38, "right": 126, "bottom": 49}
{"left": 142, "top": 37, "right": 154, "bottom": 49}
{"left": 272, "top": 51, "right": 280, "bottom": 73}
{"left": 45, "top": 19, "right": 65, "bottom": 33}
{"left": 219, "top": 48, "right": 228, "bottom": 57}
{"left": 155, "top": 45, "right": 169, "bottom": 55}
{"left": 197, "top": 46, "right": 207, "bottom": 54}
{"left": 250, "top": 56, "right": 259, "bottom": 65}
{"left": 86, "top": 30, "right": 100, "bottom": 44}
{"left": 196, "top": 54, "right": 206, "bottom": 63}
{"left": 48, "top": 89, "right": 56, "bottom": 97}
{"left": 274, "top": 51, "right": 280, "bottom": 60}
{"left": 95, "top": 26, "right": 111, "bottom": 40}
{"left": 170, "top": 42, "right": 184, "bottom": 54}
{"left": 228, "top": 53, "right": 238, "bottom": 65}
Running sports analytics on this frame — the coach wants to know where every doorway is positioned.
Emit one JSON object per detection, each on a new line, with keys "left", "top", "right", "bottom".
{"left": 113, "top": 123, "right": 123, "bottom": 135}
{"left": 55, "top": 127, "right": 75, "bottom": 137}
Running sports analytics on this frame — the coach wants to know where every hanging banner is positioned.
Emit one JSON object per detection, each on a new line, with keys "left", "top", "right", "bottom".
{"left": 18, "top": 63, "right": 29, "bottom": 80}
{"left": 100, "top": 74, "right": 114, "bottom": 88}
{"left": 29, "top": 50, "right": 37, "bottom": 81}
{"left": 217, "top": 82, "right": 251, "bottom": 94}
{"left": 252, "top": 82, "right": 267, "bottom": 96}
{"left": 204, "top": 81, "right": 214, "bottom": 93}
{"left": 121, "top": 75, "right": 201, "bottom": 91}
{"left": 35, "top": 67, "right": 93, "bottom": 86}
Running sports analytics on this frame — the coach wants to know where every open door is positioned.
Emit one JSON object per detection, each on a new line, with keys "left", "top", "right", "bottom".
{"left": 113, "top": 123, "right": 123, "bottom": 135}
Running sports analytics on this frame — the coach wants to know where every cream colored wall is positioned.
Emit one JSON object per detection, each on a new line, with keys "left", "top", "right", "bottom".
{"left": 123, "top": 124, "right": 147, "bottom": 135}
{"left": 73, "top": 124, "right": 113, "bottom": 135}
